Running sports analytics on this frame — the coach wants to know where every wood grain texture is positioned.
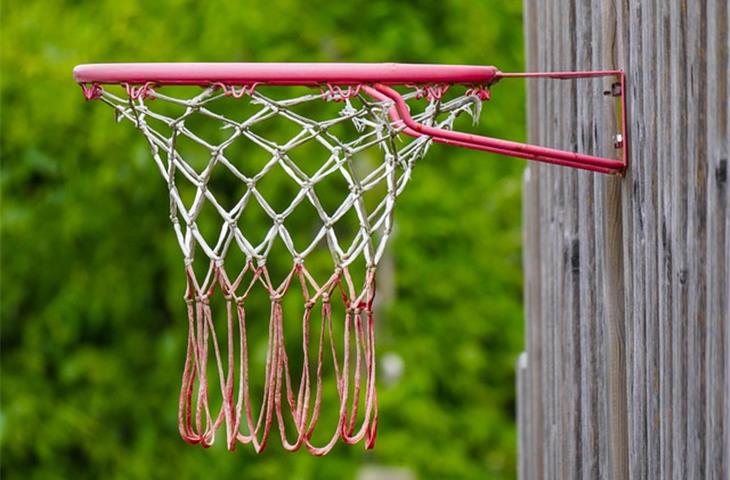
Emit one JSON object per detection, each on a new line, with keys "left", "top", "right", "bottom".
{"left": 517, "top": 351, "right": 529, "bottom": 480}
{"left": 518, "top": 0, "right": 729, "bottom": 478}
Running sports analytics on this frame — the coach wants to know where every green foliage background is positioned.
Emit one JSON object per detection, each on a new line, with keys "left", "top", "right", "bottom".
{"left": 1, "top": 1, "right": 525, "bottom": 478}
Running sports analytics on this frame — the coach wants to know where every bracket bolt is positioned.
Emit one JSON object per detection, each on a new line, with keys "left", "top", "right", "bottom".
{"left": 604, "top": 82, "right": 622, "bottom": 97}
{"left": 613, "top": 133, "right": 624, "bottom": 149}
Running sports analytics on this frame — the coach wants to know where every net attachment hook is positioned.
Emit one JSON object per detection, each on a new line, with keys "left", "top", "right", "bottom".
{"left": 80, "top": 82, "right": 103, "bottom": 100}
{"left": 321, "top": 83, "right": 362, "bottom": 101}
{"left": 407, "top": 83, "right": 451, "bottom": 101}
{"left": 465, "top": 85, "right": 491, "bottom": 101}
{"left": 213, "top": 82, "right": 259, "bottom": 98}
{"left": 124, "top": 82, "right": 157, "bottom": 100}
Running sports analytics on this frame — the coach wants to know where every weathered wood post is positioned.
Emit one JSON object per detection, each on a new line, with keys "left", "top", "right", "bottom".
{"left": 518, "top": 1, "right": 729, "bottom": 479}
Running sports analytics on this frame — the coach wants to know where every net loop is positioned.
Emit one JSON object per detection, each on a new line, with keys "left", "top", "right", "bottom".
{"left": 466, "top": 84, "right": 492, "bottom": 101}
{"left": 80, "top": 82, "right": 104, "bottom": 100}
{"left": 409, "top": 83, "right": 451, "bottom": 101}
{"left": 213, "top": 82, "right": 259, "bottom": 98}
{"left": 124, "top": 82, "right": 156, "bottom": 100}
{"left": 321, "top": 83, "right": 362, "bottom": 102}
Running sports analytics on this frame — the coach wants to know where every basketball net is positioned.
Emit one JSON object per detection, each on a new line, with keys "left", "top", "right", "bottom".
{"left": 92, "top": 82, "right": 483, "bottom": 454}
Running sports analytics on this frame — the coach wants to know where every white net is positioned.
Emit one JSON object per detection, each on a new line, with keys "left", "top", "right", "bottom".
{"left": 92, "top": 82, "right": 483, "bottom": 453}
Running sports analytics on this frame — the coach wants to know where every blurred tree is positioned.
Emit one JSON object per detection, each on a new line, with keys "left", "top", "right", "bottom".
{"left": 0, "top": 0, "right": 525, "bottom": 478}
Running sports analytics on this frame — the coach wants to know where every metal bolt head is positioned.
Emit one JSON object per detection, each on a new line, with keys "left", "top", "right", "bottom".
{"left": 613, "top": 134, "right": 624, "bottom": 149}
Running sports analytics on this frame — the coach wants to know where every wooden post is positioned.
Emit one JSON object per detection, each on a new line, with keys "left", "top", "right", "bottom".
{"left": 518, "top": 1, "right": 729, "bottom": 479}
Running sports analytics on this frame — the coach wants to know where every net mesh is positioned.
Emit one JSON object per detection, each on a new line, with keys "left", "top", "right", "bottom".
{"left": 92, "top": 82, "right": 483, "bottom": 453}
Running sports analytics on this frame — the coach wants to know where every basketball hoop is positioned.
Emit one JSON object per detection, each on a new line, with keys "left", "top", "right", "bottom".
{"left": 74, "top": 62, "right": 628, "bottom": 454}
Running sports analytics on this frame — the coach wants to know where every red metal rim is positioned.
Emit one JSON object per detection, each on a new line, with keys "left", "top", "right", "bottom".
{"left": 73, "top": 62, "right": 501, "bottom": 86}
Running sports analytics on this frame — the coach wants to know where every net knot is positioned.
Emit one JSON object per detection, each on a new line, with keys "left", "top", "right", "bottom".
{"left": 303, "top": 123, "right": 322, "bottom": 135}
{"left": 330, "top": 146, "right": 343, "bottom": 158}
{"left": 219, "top": 283, "right": 234, "bottom": 301}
